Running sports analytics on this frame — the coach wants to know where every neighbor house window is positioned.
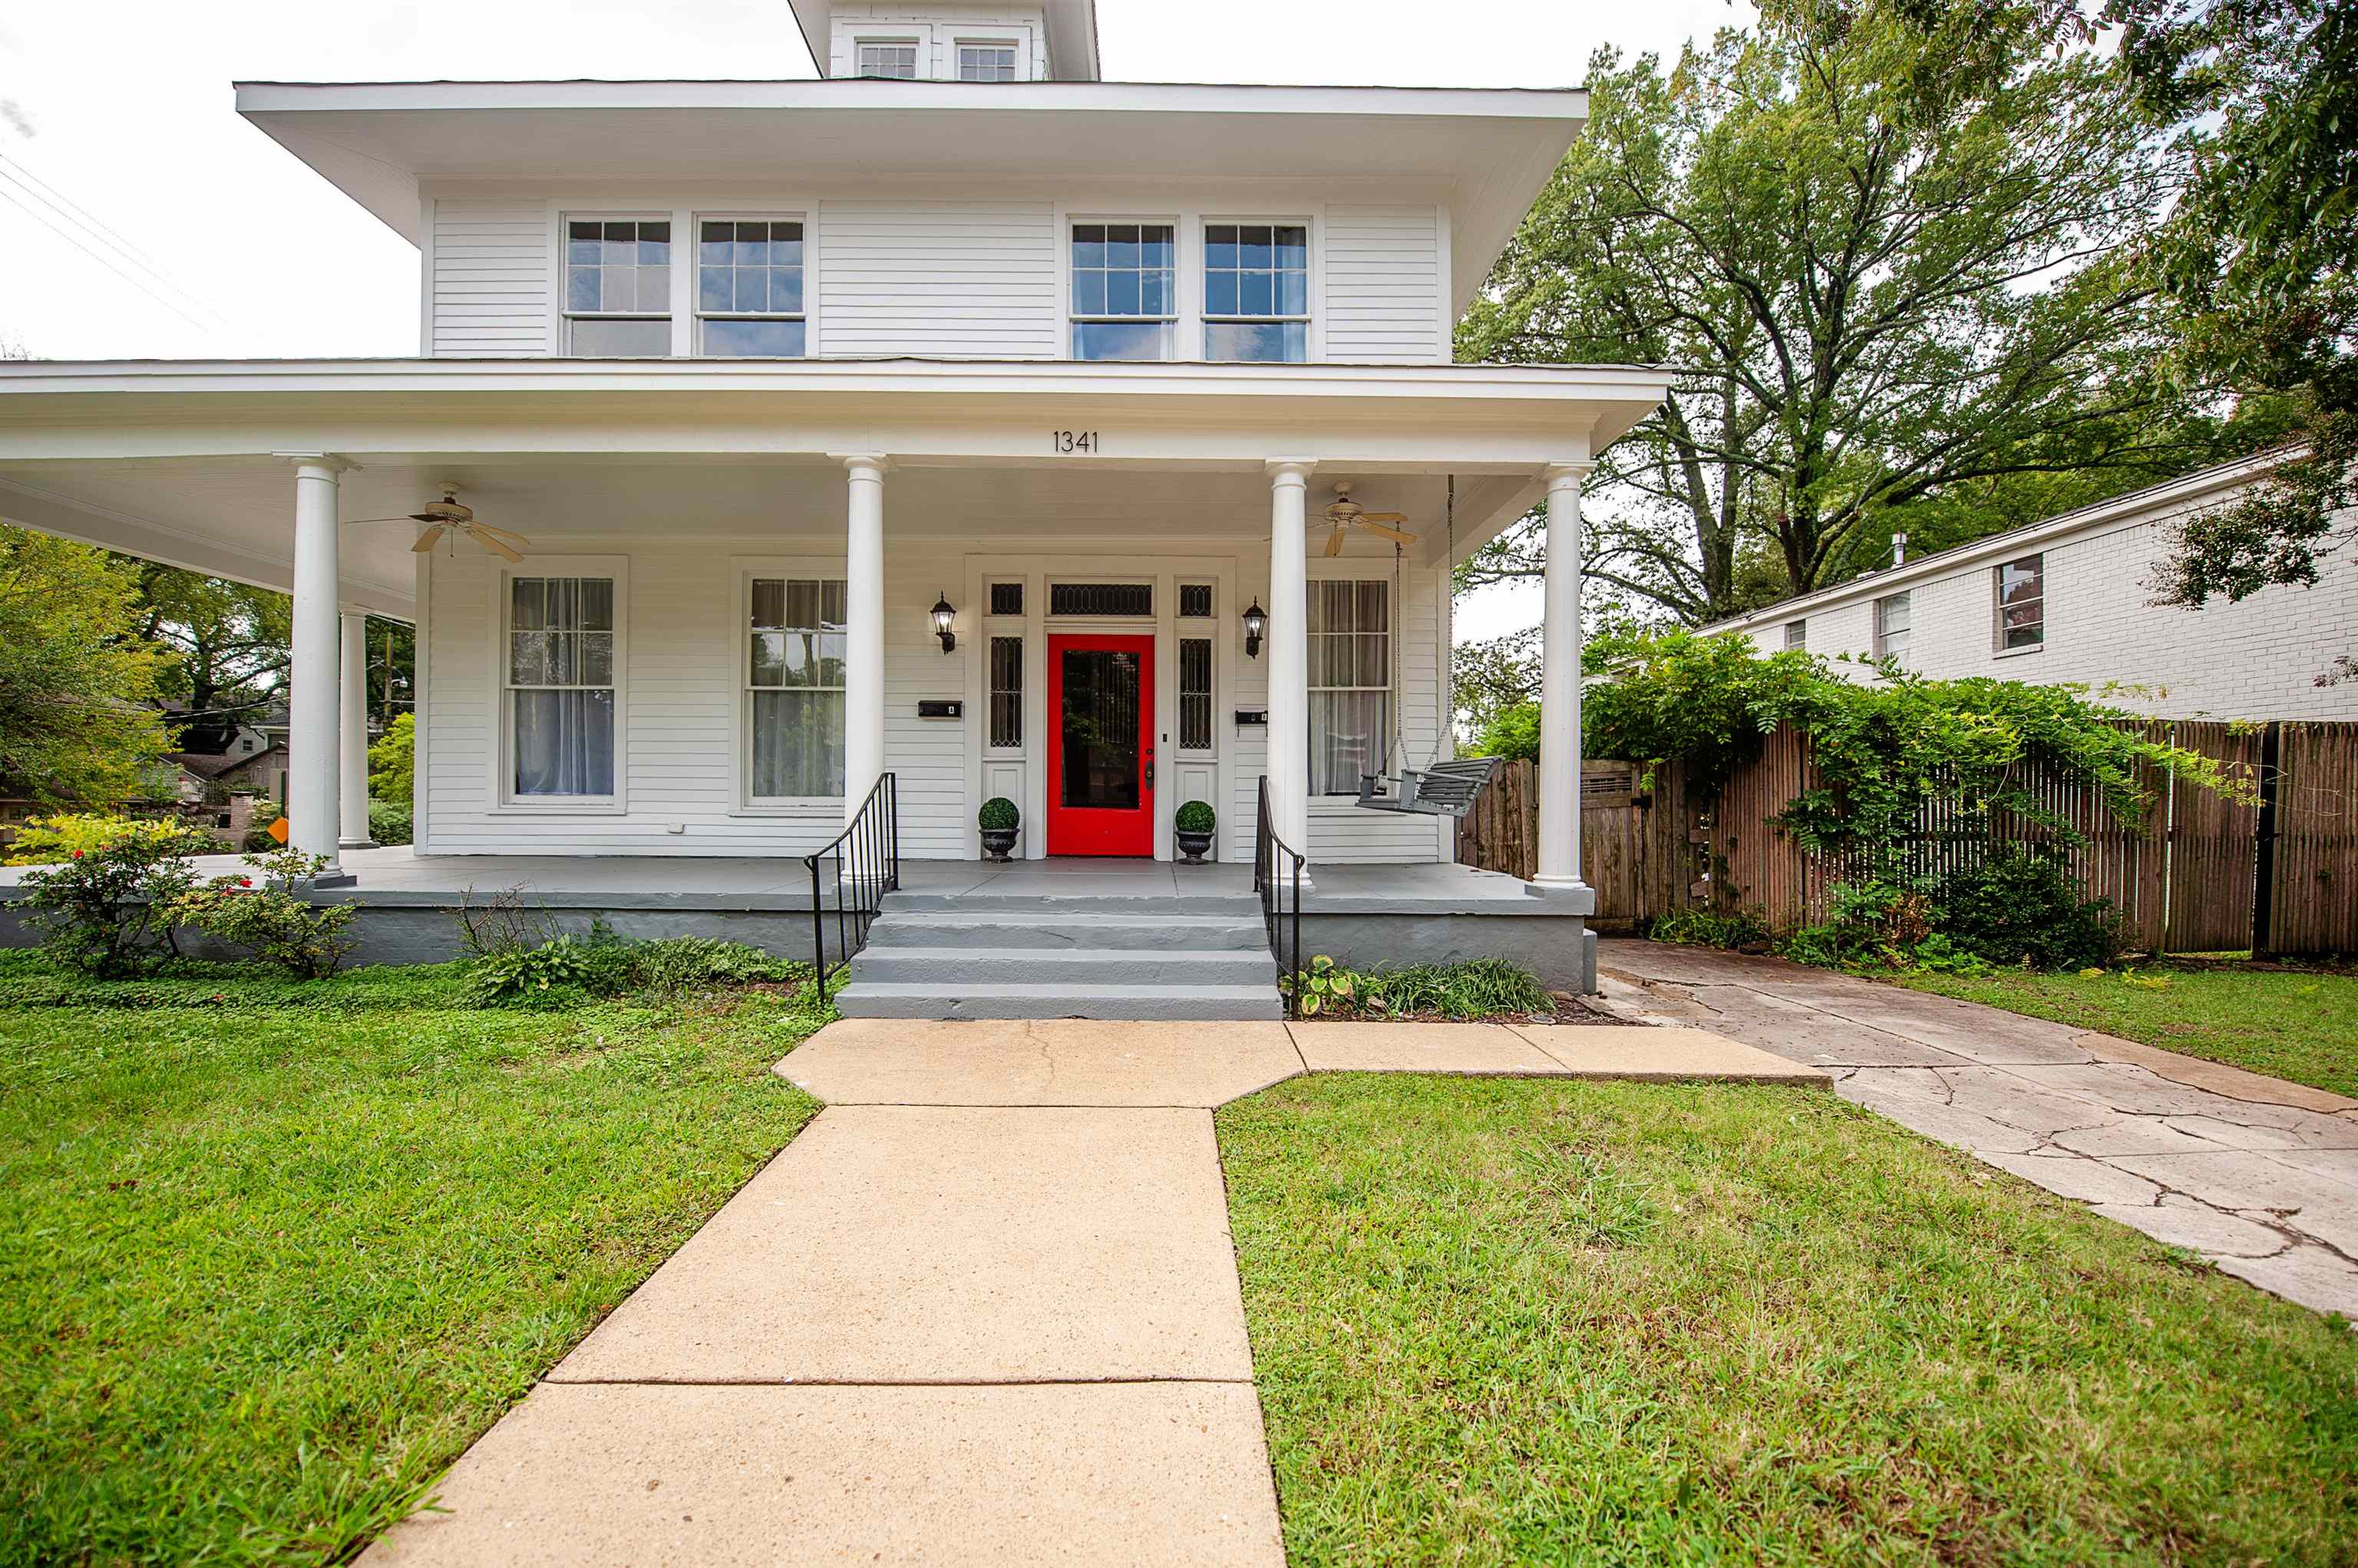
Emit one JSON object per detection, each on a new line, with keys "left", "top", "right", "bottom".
{"left": 507, "top": 576, "right": 617, "bottom": 798}
{"left": 1996, "top": 554, "right": 2044, "bottom": 651}
{"left": 565, "top": 219, "right": 670, "bottom": 356}
{"left": 1874, "top": 591, "right": 1913, "bottom": 659}
{"left": 748, "top": 577, "right": 847, "bottom": 799}
{"left": 1069, "top": 223, "right": 1175, "bottom": 360}
{"left": 1784, "top": 619, "right": 1806, "bottom": 650}
{"left": 1203, "top": 223, "right": 1309, "bottom": 361}
{"left": 1307, "top": 579, "right": 1389, "bottom": 794}
{"left": 698, "top": 219, "right": 805, "bottom": 356}
{"left": 856, "top": 41, "right": 919, "bottom": 78}
{"left": 989, "top": 637, "right": 1024, "bottom": 749}
{"left": 1179, "top": 637, "right": 1214, "bottom": 752}
{"left": 959, "top": 42, "right": 1019, "bottom": 79}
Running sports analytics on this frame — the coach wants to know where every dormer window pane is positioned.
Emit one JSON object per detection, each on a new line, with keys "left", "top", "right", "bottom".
{"left": 959, "top": 44, "right": 1018, "bottom": 81}
{"left": 1070, "top": 220, "right": 1177, "bottom": 361}
{"left": 857, "top": 42, "right": 918, "bottom": 78}
{"left": 696, "top": 217, "right": 806, "bottom": 358}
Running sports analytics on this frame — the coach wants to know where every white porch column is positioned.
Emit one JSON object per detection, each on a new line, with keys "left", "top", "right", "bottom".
{"left": 281, "top": 454, "right": 351, "bottom": 878}
{"left": 1266, "top": 458, "right": 1316, "bottom": 860}
{"left": 339, "top": 611, "right": 375, "bottom": 850}
{"left": 1534, "top": 460, "right": 1593, "bottom": 889}
{"left": 835, "top": 453, "right": 889, "bottom": 824}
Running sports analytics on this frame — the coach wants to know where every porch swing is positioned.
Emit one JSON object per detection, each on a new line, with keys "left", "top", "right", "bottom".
{"left": 1353, "top": 476, "right": 1503, "bottom": 820}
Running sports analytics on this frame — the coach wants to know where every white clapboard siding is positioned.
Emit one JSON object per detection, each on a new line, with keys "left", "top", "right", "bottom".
{"left": 429, "top": 200, "right": 553, "bottom": 356}
{"left": 1323, "top": 205, "right": 1444, "bottom": 365}
{"left": 819, "top": 201, "right": 1059, "bottom": 358}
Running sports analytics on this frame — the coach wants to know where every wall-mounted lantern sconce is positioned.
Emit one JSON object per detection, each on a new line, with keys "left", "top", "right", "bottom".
{"left": 931, "top": 593, "right": 957, "bottom": 654}
{"left": 1241, "top": 599, "right": 1267, "bottom": 659}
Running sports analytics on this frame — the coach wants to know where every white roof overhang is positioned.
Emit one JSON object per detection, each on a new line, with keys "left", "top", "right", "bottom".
{"left": 233, "top": 79, "right": 1584, "bottom": 316}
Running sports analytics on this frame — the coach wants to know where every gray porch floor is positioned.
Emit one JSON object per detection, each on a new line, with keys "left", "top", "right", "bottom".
{"left": 0, "top": 846, "right": 1586, "bottom": 916}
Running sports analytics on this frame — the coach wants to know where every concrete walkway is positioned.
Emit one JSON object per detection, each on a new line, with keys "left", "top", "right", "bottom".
{"left": 1597, "top": 939, "right": 2358, "bottom": 1319}
{"left": 366, "top": 1018, "right": 1813, "bottom": 1565}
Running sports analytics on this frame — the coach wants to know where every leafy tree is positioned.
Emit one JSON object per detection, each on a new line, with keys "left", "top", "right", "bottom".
{"left": 1459, "top": 1, "right": 2212, "bottom": 624}
{"left": 0, "top": 527, "right": 177, "bottom": 805}
{"left": 2113, "top": 0, "right": 2357, "bottom": 631}
{"left": 132, "top": 565, "right": 289, "bottom": 753}
{"left": 368, "top": 712, "right": 414, "bottom": 803}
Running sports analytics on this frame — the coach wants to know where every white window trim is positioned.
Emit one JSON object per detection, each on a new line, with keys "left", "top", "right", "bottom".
{"left": 1784, "top": 619, "right": 1807, "bottom": 651}
{"left": 558, "top": 213, "right": 673, "bottom": 358}
{"left": 1064, "top": 214, "right": 1182, "bottom": 362}
{"left": 954, "top": 37, "right": 1023, "bottom": 81}
{"left": 853, "top": 35, "right": 923, "bottom": 78}
{"left": 692, "top": 211, "right": 811, "bottom": 358}
{"left": 1993, "top": 553, "right": 2046, "bottom": 657}
{"left": 487, "top": 556, "right": 629, "bottom": 816}
{"left": 1873, "top": 590, "right": 1914, "bottom": 660}
{"left": 728, "top": 556, "right": 849, "bottom": 816}
{"left": 1304, "top": 569, "right": 1395, "bottom": 799}
{"left": 1200, "top": 217, "right": 1314, "bottom": 363}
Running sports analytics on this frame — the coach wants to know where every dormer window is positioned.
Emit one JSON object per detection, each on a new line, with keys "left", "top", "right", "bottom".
{"left": 697, "top": 218, "right": 806, "bottom": 357}
{"left": 856, "top": 40, "right": 920, "bottom": 78}
{"left": 1069, "top": 223, "right": 1175, "bottom": 361}
{"left": 958, "top": 42, "right": 1019, "bottom": 81}
{"left": 1204, "top": 223, "right": 1309, "bottom": 361}
{"left": 564, "top": 218, "right": 671, "bottom": 357}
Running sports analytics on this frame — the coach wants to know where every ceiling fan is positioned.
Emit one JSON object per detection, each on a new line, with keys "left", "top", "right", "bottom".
{"left": 1320, "top": 482, "right": 1416, "bottom": 556}
{"left": 345, "top": 484, "right": 529, "bottom": 563}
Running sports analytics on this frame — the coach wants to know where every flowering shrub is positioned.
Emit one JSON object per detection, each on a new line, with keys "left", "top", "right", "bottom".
{"left": 3, "top": 814, "right": 156, "bottom": 867}
{"left": 170, "top": 849, "right": 358, "bottom": 979}
{"left": 15, "top": 824, "right": 212, "bottom": 975}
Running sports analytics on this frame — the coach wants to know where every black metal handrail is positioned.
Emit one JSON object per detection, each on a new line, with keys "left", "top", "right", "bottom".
{"left": 1253, "top": 774, "right": 1306, "bottom": 1018}
{"left": 804, "top": 771, "right": 900, "bottom": 991}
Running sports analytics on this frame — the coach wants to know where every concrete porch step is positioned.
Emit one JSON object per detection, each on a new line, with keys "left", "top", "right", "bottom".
{"left": 852, "top": 946, "right": 1278, "bottom": 987}
{"left": 864, "top": 913, "right": 1270, "bottom": 952}
{"left": 881, "top": 892, "right": 1263, "bottom": 916}
{"left": 833, "top": 981, "right": 1286, "bottom": 1021}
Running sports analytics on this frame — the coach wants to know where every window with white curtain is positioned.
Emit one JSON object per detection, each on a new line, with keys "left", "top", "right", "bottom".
{"left": 748, "top": 576, "right": 847, "bottom": 800}
{"left": 507, "top": 576, "right": 617, "bottom": 799}
{"left": 1306, "top": 579, "right": 1389, "bottom": 795}
{"left": 1874, "top": 591, "right": 1913, "bottom": 659}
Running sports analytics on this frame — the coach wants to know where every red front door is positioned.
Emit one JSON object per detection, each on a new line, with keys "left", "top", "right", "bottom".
{"left": 1045, "top": 633, "right": 1154, "bottom": 856}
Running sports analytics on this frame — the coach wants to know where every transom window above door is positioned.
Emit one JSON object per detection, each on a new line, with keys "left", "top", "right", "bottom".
{"left": 697, "top": 220, "right": 806, "bottom": 358}
{"left": 1069, "top": 223, "right": 1176, "bottom": 361}
{"left": 564, "top": 219, "right": 670, "bottom": 357}
{"left": 1204, "top": 223, "right": 1309, "bottom": 362}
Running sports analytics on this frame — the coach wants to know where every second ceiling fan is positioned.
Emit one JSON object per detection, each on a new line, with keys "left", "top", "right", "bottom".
{"left": 345, "top": 484, "right": 530, "bottom": 563}
{"left": 1320, "top": 482, "right": 1415, "bottom": 556}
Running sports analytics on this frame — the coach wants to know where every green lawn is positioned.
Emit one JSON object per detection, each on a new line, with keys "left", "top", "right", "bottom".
{"left": 1894, "top": 962, "right": 2358, "bottom": 1099}
{"left": 1220, "top": 1074, "right": 2358, "bottom": 1566}
{"left": 0, "top": 952, "right": 824, "bottom": 1565}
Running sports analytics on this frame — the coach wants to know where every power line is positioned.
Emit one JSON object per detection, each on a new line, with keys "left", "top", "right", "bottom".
{"left": 0, "top": 180, "right": 217, "bottom": 337}
{"left": 0, "top": 151, "right": 225, "bottom": 325}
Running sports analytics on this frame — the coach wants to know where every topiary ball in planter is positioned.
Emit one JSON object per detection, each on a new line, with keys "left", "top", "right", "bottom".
{"left": 1173, "top": 799, "right": 1216, "bottom": 863}
{"left": 977, "top": 796, "right": 1020, "bottom": 861}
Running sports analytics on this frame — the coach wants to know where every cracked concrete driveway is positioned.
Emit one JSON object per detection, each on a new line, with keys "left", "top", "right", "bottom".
{"left": 1599, "top": 939, "right": 2358, "bottom": 1319}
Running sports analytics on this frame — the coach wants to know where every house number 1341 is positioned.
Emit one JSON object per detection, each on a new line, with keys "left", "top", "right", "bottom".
{"left": 1050, "top": 430, "right": 1099, "bottom": 454}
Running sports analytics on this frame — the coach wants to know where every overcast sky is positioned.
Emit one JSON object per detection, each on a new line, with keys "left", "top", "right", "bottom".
{"left": 0, "top": 0, "right": 1752, "bottom": 640}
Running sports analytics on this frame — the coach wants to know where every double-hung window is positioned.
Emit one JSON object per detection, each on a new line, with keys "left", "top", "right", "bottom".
{"left": 1069, "top": 223, "right": 1175, "bottom": 361}
{"left": 748, "top": 576, "right": 847, "bottom": 801}
{"left": 1784, "top": 619, "right": 1807, "bottom": 650}
{"left": 856, "top": 40, "right": 919, "bottom": 78}
{"left": 959, "top": 42, "right": 1019, "bottom": 79}
{"left": 507, "top": 575, "right": 618, "bottom": 801}
{"left": 565, "top": 219, "right": 671, "bottom": 356}
{"left": 1995, "top": 555, "right": 2045, "bottom": 651}
{"left": 1874, "top": 591, "right": 1913, "bottom": 659}
{"left": 1204, "top": 223, "right": 1309, "bottom": 361}
{"left": 698, "top": 219, "right": 805, "bottom": 357}
{"left": 1307, "top": 580, "right": 1390, "bottom": 795}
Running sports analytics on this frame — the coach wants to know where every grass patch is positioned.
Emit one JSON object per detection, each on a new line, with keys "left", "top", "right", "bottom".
{"left": 1894, "top": 961, "right": 2358, "bottom": 1099}
{"left": 0, "top": 952, "right": 826, "bottom": 1564}
{"left": 1219, "top": 1074, "right": 2358, "bottom": 1566}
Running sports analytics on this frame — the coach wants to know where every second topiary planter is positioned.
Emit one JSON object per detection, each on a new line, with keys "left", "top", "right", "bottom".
{"left": 1173, "top": 801, "right": 1217, "bottom": 864}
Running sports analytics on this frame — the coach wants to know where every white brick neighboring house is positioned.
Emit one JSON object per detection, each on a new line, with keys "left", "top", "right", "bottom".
{"left": 1706, "top": 452, "right": 2358, "bottom": 721}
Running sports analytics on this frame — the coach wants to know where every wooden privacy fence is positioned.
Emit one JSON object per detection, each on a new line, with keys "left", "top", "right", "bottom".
{"left": 1458, "top": 719, "right": 2358, "bottom": 956}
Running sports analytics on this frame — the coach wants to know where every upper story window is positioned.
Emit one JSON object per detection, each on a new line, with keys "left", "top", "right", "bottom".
{"left": 1874, "top": 591, "right": 1913, "bottom": 660}
{"left": 698, "top": 219, "right": 805, "bottom": 357}
{"left": 856, "top": 41, "right": 920, "bottom": 78}
{"left": 1070, "top": 223, "right": 1175, "bottom": 361}
{"left": 565, "top": 219, "right": 669, "bottom": 357}
{"left": 1996, "top": 554, "right": 2045, "bottom": 651}
{"left": 1784, "top": 619, "right": 1806, "bottom": 650}
{"left": 958, "top": 42, "right": 1019, "bottom": 80}
{"left": 1204, "top": 223, "right": 1309, "bottom": 362}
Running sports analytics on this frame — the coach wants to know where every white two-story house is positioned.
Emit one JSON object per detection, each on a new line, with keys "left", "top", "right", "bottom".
{"left": 0, "top": 0, "right": 1668, "bottom": 1010}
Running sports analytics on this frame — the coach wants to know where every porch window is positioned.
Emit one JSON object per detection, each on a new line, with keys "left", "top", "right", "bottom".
{"left": 1306, "top": 579, "right": 1389, "bottom": 795}
{"left": 958, "top": 42, "right": 1019, "bottom": 80}
{"left": 988, "top": 636, "right": 1024, "bottom": 749}
{"left": 1069, "top": 223, "right": 1176, "bottom": 361}
{"left": 564, "top": 219, "right": 670, "bottom": 357}
{"left": 1203, "top": 223, "right": 1309, "bottom": 362}
{"left": 1179, "top": 637, "right": 1213, "bottom": 752}
{"left": 1996, "top": 554, "right": 2044, "bottom": 651}
{"left": 748, "top": 577, "right": 847, "bottom": 799}
{"left": 1874, "top": 591, "right": 1913, "bottom": 659}
{"left": 507, "top": 576, "right": 617, "bottom": 798}
{"left": 697, "top": 220, "right": 805, "bottom": 357}
{"left": 856, "top": 41, "right": 919, "bottom": 78}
